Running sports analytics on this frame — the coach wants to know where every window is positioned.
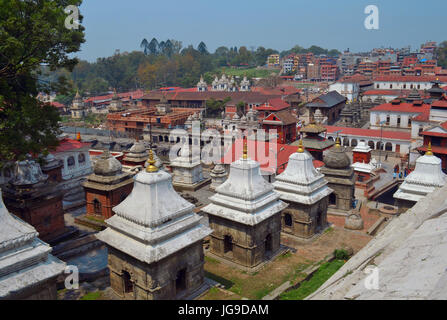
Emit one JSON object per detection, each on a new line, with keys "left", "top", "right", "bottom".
{"left": 397, "top": 116, "right": 401, "bottom": 126}
{"left": 386, "top": 115, "right": 390, "bottom": 125}
{"left": 78, "top": 153, "right": 85, "bottom": 164}
{"left": 417, "top": 84, "right": 420, "bottom": 89}
{"left": 93, "top": 199, "right": 101, "bottom": 215}
{"left": 67, "top": 156, "right": 75, "bottom": 167}
{"left": 390, "top": 84, "right": 393, "bottom": 89}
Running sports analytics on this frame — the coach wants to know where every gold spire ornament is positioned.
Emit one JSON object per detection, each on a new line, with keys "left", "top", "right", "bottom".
{"left": 426, "top": 142, "right": 433, "bottom": 156}
{"left": 335, "top": 136, "right": 341, "bottom": 147}
{"left": 146, "top": 149, "right": 159, "bottom": 172}
{"left": 242, "top": 140, "right": 248, "bottom": 160}
{"left": 297, "top": 139, "right": 304, "bottom": 153}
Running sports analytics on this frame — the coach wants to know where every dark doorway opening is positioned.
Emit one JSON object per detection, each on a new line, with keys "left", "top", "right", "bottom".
{"left": 329, "top": 193, "right": 337, "bottom": 206}
{"left": 175, "top": 268, "right": 187, "bottom": 294}
{"left": 224, "top": 235, "right": 233, "bottom": 254}
{"left": 284, "top": 213, "right": 293, "bottom": 227}
{"left": 265, "top": 234, "right": 273, "bottom": 257}
{"left": 122, "top": 271, "right": 133, "bottom": 294}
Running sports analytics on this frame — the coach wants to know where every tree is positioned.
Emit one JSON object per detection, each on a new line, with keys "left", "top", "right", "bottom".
{"left": 148, "top": 37, "right": 159, "bottom": 55}
{"left": 198, "top": 41, "right": 208, "bottom": 55}
{"left": 0, "top": 0, "right": 85, "bottom": 164}
{"left": 437, "top": 41, "right": 447, "bottom": 69}
{"left": 140, "top": 38, "right": 149, "bottom": 55}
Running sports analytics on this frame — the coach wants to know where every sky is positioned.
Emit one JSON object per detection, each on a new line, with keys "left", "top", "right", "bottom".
{"left": 76, "top": 0, "right": 447, "bottom": 62}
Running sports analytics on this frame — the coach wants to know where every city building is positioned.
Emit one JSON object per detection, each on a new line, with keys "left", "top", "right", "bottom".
{"left": 261, "top": 110, "right": 297, "bottom": 144}
{"left": 306, "top": 91, "right": 347, "bottom": 124}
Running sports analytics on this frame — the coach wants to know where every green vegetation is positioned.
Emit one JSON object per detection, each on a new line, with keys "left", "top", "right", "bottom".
{"left": 80, "top": 291, "right": 102, "bottom": 300}
{"left": 437, "top": 41, "right": 447, "bottom": 69}
{"left": 279, "top": 259, "right": 345, "bottom": 300}
{"left": 204, "top": 256, "right": 220, "bottom": 265}
{"left": 0, "top": 0, "right": 85, "bottom": 164}
{"left": 334, "top": 249, "right": 350, "bottom": 260}
{"left": 42, "top": 38, "right": 344, "bottom": 100}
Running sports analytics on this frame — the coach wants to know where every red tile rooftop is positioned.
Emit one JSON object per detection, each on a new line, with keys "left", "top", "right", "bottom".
{"left": 324, "top": 125, "right": 411, "bottom": 141}
{"left": 221, "top": 139, "right": 322, "bottom": 174}
{"left": 370, "top": 101, "right": 431, "bottom": 115}
{"left": 51, "top": 138, "right": 91, "bottom": 153}
{"left": 373, "top": 75, "right": 447, "bottom": 82}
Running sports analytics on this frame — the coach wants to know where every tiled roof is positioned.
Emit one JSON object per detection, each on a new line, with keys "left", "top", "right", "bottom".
{"left": 51, "top": 138, "right": 91, "bottom": 153}
{"left": 263, "top": 110, "right": 297, "bottom": 125}
{"left": 306, "top": 91, "right": 346, "bottom": 108}
{"left": 325, "top": 125, "right": 411, "bottom": 141}
{"left": 221, "top": 139, "right": 321, "bottom": 174}
{"left": 374, "top": 75, "right": 447, "bottom": 83}
{"left": 370, "top": 101, "right": 431, "bottom": 116}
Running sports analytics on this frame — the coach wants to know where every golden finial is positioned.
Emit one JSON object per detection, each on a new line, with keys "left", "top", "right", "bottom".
{"left": 335, "top": 137, "right": 341, "bottom": 147}
{"left": 146, "top": 149, "right": 158, "bottom": 172}
{"left": 242, "top": 140, "right": 248, "bottom": 160}
{"left": 426, "top": 142, "right": 433, "bottom": 156}
{"left": 297, "top": 139, "right": 304, "bottom": 153}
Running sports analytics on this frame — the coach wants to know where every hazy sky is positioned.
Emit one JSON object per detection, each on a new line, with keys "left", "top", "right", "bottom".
{"left": 76, "top": 0, "right": 447, "bottom": 61}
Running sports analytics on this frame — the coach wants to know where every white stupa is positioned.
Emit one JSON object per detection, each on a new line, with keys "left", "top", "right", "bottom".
{"left": 274, "top": 140, "right": 332, "bottom": 205}
{"left": 394, "top": 144, "right": 447, "bottom": 207}
{"left": 0, "top": 189, "right": 65, "bottom": 299}
{"left": 273, "top": 140, "right": 333, "bottom": 238}
{"left": 97, "top": 151, "right": 212, "bottom": 299}
{"left": 202, "top": 142, "right": 287, "bottom": 269}
{"left": 170, "top": 145, "right": 208, "bottom": 190}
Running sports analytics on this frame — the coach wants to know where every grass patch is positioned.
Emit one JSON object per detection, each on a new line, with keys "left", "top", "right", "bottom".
{"left": 80, "top": 291, "right": 102, "bottom": 300}
{"left": 204, "top": 256, "right": 220, "bottom": 265}
{"left": 324, "top": 227, "right": 334, "bottom": 234}
{"left": 209, "top": 67, "right": 280, "bottom": 79}
{"left": 85, "top": 215, "right": 105, "bottom": 223}
{"left": 279, "top": 259, "right": 345, "bottom": 300}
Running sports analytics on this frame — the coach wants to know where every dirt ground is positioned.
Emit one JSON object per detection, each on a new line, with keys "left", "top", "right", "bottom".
{"left": 200, "top": 226, "right": 372, "bottom": 300}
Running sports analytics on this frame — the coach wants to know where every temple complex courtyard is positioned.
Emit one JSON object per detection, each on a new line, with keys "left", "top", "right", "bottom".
{"left": 199, "top": 226, "right": 371, "bottom": 300}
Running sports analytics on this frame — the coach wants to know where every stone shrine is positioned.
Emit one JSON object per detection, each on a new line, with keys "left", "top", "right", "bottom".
{"left": 83, "top": 151, "right": 134, "bottom": 219}
{"left": 202, "top": 142, "right": 287, "bottom": 270}
{"left": 273, "top": 140, "right": 333, "bottom": 238}
{"left": 320, "top": 138, "right": 355, "bottom": 211}
{"left": 0, "top": 189, "right": 65, "bottom": 299}
{"left": 394, "top": 144, "right": 447, "bottom": 209}
{"left": 2, "top": 159, "right": 66, "bottom": 242}
{"left": 97, "top": 151, "right": 212, "bottom": 300}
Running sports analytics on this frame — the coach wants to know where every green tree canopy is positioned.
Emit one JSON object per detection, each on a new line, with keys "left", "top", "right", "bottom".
{"left": 0, "top": 0, "right": 85, "bottom": 163}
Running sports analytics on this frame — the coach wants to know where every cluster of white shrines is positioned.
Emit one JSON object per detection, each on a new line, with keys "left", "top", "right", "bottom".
{"left": 0, "top": 137, "right": 445, "bottom": 299}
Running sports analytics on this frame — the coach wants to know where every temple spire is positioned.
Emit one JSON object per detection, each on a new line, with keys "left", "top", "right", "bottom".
{"left": 242, "top": 140, "right": 248, "bottom": 160}
{"left": 335, "top": 136, "right": 341, "bottom": 147}
{"left": 297, "top": 139, "right": 304, "bottom": 153}
{"left": 426, "top": 142, "right": 433, "bottom": 156}
{"left": 146, "top": 149, "right": 158, "bottom": 173}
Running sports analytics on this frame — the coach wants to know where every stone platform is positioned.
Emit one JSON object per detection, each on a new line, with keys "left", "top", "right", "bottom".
{"left": 173, "top": 178, "right": 211, "bottom": 192}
